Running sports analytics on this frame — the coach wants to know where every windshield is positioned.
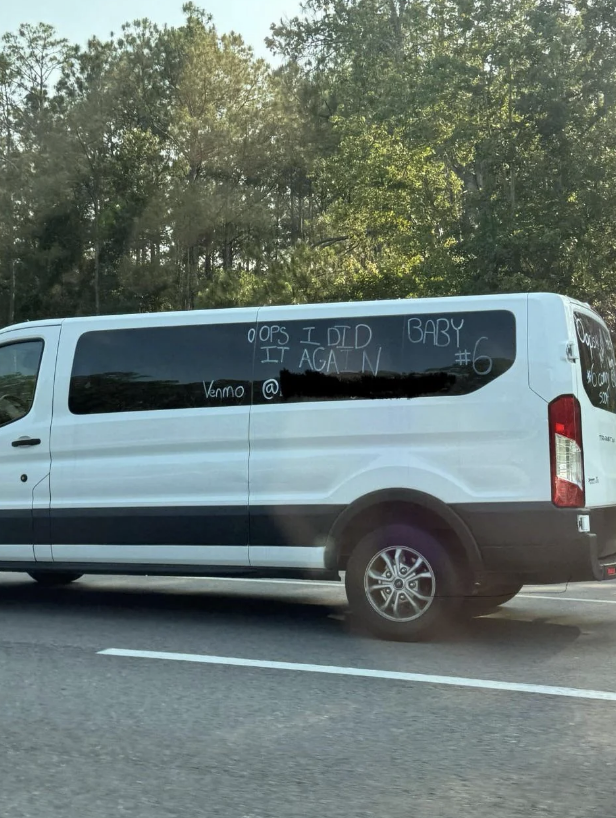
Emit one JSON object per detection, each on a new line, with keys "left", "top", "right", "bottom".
{"left": 0, "top": 339, "right": 43, "bottom": 425}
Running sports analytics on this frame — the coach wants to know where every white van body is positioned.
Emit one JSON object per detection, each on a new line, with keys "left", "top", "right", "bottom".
{"left": 1, "top": 293, "right": 615, "bottom": 638}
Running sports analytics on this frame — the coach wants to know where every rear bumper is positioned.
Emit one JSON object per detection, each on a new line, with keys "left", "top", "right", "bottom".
{"left": 452, "top": 502, "right": 616, "bottom": 584}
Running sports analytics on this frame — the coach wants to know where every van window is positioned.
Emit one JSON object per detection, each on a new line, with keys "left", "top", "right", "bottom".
{"left": 252, "top": 310, "right": 516, "bottom": 404}
{"left": 0, "top": 340, "right": 44, "bottom": 426}
{"left": 69, "top": 324, "right": 254, "bottom": 414}
{"left": 574, "top": 311, "right": 616, "bottom": 414}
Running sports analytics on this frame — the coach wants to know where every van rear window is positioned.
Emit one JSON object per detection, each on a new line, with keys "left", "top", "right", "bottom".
{"left": 574, "top": 311, "right": 616, "bottom": 414}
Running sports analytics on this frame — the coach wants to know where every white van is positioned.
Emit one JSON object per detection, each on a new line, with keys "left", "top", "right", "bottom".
{"left": 1, "top": 292, "right": 615, "bottom": 640}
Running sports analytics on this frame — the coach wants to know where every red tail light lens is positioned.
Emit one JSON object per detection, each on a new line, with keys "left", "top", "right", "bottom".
{"left": 548, "top": 395, "right": 584, "bottom": 507}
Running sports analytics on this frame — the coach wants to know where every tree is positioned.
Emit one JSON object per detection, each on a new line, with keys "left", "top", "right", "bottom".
{"left": 4, "top": 2, "right": 616, "bottom": 331}
{"left": 0, "top": 23, "right": 69, "bottom": 324}
{"left": 269, "top": 0, "right": 616, "bottom": 320}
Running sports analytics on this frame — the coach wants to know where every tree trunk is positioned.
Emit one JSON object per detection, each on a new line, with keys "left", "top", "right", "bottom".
{"left": 7, "top": 191, "right": 16, "bottom": 324}
{"left": 9, "top": 254, "right": 16, "bottom": 325}
{"left": 510, "top": 166, "right": 516, "bottom": 217}
{"left": 184, "top": 245, "right": 196, "bottom": 310}
{"left": 93, "top": 198, "right": 101, "bottom": 315}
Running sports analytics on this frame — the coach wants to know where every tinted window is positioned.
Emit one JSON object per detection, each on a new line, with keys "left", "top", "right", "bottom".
{"left": 70, "top": 324, "right": 254, "bottom": 415}
{"left": 252, "top": 310, "right": 516, "bottom": 404}
{"left": 0, "top": 340, "right": 44, "bottom": 426}
{"left": 574, "top": 311, "right": 616, "bottom": 414}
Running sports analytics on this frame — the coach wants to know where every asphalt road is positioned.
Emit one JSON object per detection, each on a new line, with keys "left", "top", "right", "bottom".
{"left": 1, "top": 573, "right": 616, "bottom": 818}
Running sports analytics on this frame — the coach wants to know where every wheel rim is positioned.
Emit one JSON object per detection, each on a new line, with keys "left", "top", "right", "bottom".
{"left": 364, "top": 545, "right": 436, "bottom": 622}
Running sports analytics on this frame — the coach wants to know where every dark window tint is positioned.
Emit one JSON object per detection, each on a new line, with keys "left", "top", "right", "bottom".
{"left": 402, "top": 310, "right": 516, "bottom": 397}
{"left": 0, "top": 339, "right": 44, "bottom": 426}
{"left": 70, "top": 324, "right": 254, "bottom": 415}
{"left": 574, "top": 311, "right": 616, "bottom": 414}
{"left": 252, "top": 310, "right": 516, "bottom": 404}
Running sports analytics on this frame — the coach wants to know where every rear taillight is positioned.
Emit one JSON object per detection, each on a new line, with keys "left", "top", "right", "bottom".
{"left": 548, "top": 394, "right": 585, "bottom": 508}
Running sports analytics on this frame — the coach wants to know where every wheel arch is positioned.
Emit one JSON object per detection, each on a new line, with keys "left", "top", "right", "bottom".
{"left": 325, "top": 488, "right": 484, "bottom": 580}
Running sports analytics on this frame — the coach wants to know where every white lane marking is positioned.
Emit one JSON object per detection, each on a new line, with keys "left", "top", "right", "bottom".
{"left": 518, "top": 594, "right": 616, "bottom": 605}
{"left": 98, "top": 649, "right": 616, "bottom": 702}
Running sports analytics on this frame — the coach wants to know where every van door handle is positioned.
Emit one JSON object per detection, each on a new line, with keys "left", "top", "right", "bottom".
{"left": 11, "top": 437, "right": 41, "bottom": 448}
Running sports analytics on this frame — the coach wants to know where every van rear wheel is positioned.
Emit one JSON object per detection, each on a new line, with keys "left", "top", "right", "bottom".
{"left": 345, "top": 524, "right": 462, "bottom": 641}
{"left": 28, "top": 572, "right": 83, "bottom": 587}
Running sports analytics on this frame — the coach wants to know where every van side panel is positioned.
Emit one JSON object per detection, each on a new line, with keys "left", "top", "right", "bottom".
{"left": 248, "top": 297, "right": 539, "bottom": 567}
{"left": 527, "top": 293, "right": 577, "bottom": 404}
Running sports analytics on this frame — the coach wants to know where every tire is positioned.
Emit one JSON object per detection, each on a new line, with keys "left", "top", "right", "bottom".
{"left": 28, "top": 572, "right": 83, "bottom": 587}
{"left": 345, "top": 523, "right": 463, "bottom": 641}
{"left": 462, "top": 581, "right": 523, "bottom": 616}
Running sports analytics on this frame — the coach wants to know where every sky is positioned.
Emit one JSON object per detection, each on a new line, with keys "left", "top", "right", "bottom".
{"left": 0, "top": 0, "right": 303, "bottom": 58}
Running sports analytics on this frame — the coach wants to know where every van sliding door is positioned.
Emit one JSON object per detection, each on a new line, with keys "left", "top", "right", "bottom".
{"left": 49, "top": 312, "right": 258, "bottom": 567}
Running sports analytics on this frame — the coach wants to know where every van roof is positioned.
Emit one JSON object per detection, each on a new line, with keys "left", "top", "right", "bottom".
{"left": 0, "top": 292, "right": 593, "bottom": 334}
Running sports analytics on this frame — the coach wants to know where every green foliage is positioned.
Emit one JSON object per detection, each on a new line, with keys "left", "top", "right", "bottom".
{"left": 2, "top": 2, "right": 616, "bottom": 330}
